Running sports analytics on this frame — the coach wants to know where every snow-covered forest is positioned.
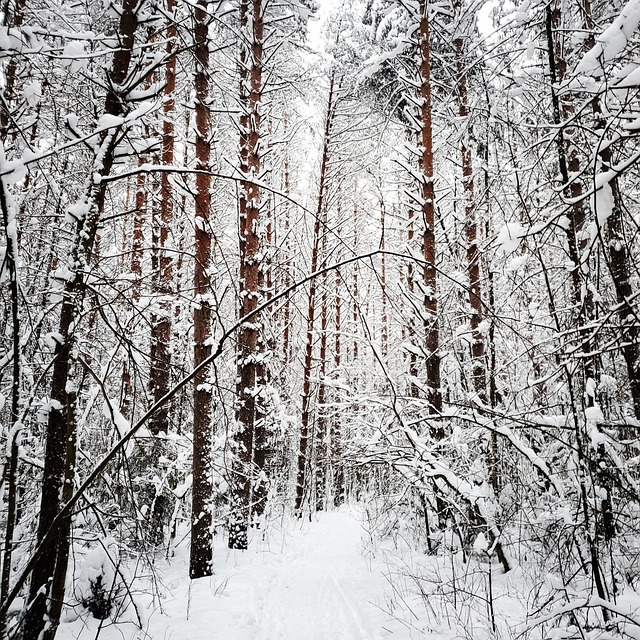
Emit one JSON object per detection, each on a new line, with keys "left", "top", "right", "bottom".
{"left": 2, "top": 0, "right": 640, "bottom": 638}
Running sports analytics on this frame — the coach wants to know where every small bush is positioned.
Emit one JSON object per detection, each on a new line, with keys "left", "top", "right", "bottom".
{"left": 82, "top": 573, "right": 114, "bottom": 620}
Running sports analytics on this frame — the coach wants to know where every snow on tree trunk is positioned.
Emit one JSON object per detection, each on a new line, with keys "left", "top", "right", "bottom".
{"left": 22, "top": 2, "right": 141, "bottom": 638}
{"left": 452, "top": 1, "right": 487, "bottom": 404}
{"left": 418, "top": 0, "right": 442, "bottom": 420}
{"left": 0, "top": 142, "right": 20, "bottom": 640}
{"left": 190, "top": 0, "right": 214, "bottom": 579}
{"left": 230, "top": 0, "right": 266, "bottom": 550}
{"left": 149, "top": 0, "right": 178, "bottom": 438}
{"left": 296, "top": 71, "right": 337, "bottom": 517}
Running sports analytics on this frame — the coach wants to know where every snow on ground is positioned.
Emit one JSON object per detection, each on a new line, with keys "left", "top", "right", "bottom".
{"left": 158, "top": 510, "right": 403, "bottom": 640}
{"left": 58, "top": 509, "right": 435, "bottom": 640}
{"left": 60, "top": 507, "right": 627, "bottom": 640}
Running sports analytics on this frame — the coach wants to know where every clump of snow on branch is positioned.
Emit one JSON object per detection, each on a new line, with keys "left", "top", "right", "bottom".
{"left": 576, "top": 0, "right": 640, "bottom": 76}
{"left": 496, "top": 222, "right": 526, "bottom": 254}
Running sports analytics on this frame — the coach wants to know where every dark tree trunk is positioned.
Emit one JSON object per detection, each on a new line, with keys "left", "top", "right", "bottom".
{"left": 452, "top": 8, "right": 487, "bottom": 403}
{"left": 190, "top": 0, "right": 215, "bottom": 579}
{"left": 352, "top": 204, "right": 359, "bottom": 361}
{"left": 379, "top": 199, "right": 388, "bottom": 356}
{"left": 0, "top": 0, "right": 26, "bottom": 139}
{"left": 230, "top": 0, "right": 265, "bottom": 550}
{"left": 295, "top": 71, "right": 337, "bottom": 517}
{"left": 148, "top": 0, "right": 177, "bottom": 437}
{"left": 0, "top": 147, "right": 20, "bottom": 640}
{"left": 418, "top": 0, "right": 442, "bottom": 419}
{"left": 23, "top": 2, "right": 140, "bottom": 638}
{"left": 315, "top": 208, "right": 329, "bottom": 512}
{"left": 280, "top": 127, "right": 293, "bottom": 381}
{"left": 407, "top": 202, "right": 419, "bottom": 398}
{"left": 331, "top": 219, "right": 344, "bottom": 507}
{"left": 545, "top": 1, "right": 595, "bottom": 384}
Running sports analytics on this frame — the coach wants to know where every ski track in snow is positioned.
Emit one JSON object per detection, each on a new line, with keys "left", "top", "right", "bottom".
{"left": 153, "top": 510, "right": 405, "bottom": 640}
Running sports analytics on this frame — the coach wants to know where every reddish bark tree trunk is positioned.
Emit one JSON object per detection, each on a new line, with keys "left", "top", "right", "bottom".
{"left": 418, "top": 0, "right": 442, "bottom": 418}
{"left": 452, "top": 2, "right": 487, "bottom": 403}
{"left": 190, "top": 0, "right": 214, "bottom": 579}
{"left": 131, "top": 148, "right": 147, "bottom": 303}
{"left": 148, "top": 0, "right": 177, "bottom": 436}
{"left": 315, "top": 208, "right": 329, "bottom": 511}
{"left": 230, "top": 0, "right": 265, "bottom": 549}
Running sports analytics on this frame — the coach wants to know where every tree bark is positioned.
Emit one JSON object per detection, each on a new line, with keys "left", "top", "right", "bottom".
{"left": 149, "top": 0, "right": 178, "bottom": 437}
{"left": 452, "top": 6, "right": 487, "bottom": 402}
{"left": 230, "top": 0, "right": 265, "bottom": 550}
{"left": 331, "top": 214, "right": 344, "bottom": 507}
{"left": 352, "top": 204, "right": 359, "bottom": 361}
{"left": 379, "top": 198, "right": 388, "bottom": 356}
{"left": 0, "top": 143, "right": 20, "bottom": 640}
{"left": 418, "top": 0, "right": 442, "bottom": 418}
{"left": 579, "top": 0, "right": 640, "bottom": 419}
{"left": 315, "top": 207, "right": 329, "bottom": 511}
{"left": 407, "top": 201, "right": 419, "bottom": 398}
{"left": 23, "top": 2, "right": 140, "bottom": 638}
{"left": 281, "top": 148, "right": 293, "bottom": 377}
{"left": 0, "top": 0, "right": 26, "bottom": 140}
{"left": 295, "top": 71, "right": 337, "bottom": 516}
{"left": 190, "top": 0, "right": 215, "bottom": 579}
{"left": 545, "top": 1, "right": 595, "bottom": 386}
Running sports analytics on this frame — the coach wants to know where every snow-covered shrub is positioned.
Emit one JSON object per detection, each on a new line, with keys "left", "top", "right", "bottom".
{"left": 76, "top": 538, "right": 123, "bottom": 620}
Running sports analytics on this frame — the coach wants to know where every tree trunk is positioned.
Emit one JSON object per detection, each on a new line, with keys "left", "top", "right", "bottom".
{"left": 352, "top": 204, "right": 359, "bottom": 361}
{"left": 418, "top": 0, "right": 442, "bottom": 419}
{"left": 281, "top": 154, "right": 292, "bottom": 378}
{"left": 452, "top": 8, "right": 487, "bottom": 403}
{"left": 0, "top": 143, "right": 20, "bottom": 640}
{"left": 22, "top": 2, "right": 140, "bottom": 638}
{"left": 131, "top": 151, "right": 147, "bottom": 304}
{"left": 190, "top": 0, "right": 214, "bottom": 579}
{"left": 148, "top": 0, "right": 177, "bottom": 437}
{"left": 331, "top": 217, "right": 344, "bottom": 507}
{"left": 545, "top": 1, "right": 595, "bottom": 385}
{"left": 230, "top": 0, "right": 265, "bottom": 550}
{"left": 407, "top": 202, "right": 419, "bottom": 398}
{"left": 295, "top": 71, "right": 337, "bottom": 516}
{"left": 0, "top": 0, "right": 26, "bottom": 139}
{"left": 315, "top": 208, "right": 329, "bottom": 512}
{"left": 379, "top": 198, "right": 388, "bottom": 356}
{"left": 0, "top": 27, "right": 31, "bottom": 626}
{"left": 579, "top": 0, "right": 640, "bottom": 419}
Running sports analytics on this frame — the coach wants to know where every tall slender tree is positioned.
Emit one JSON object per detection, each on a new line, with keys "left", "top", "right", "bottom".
{"left": 418, "top": 0, "right": 442, "bottom": 419}
{"left": 149, "top": 0, "right": 178, "bottom": 437}
{"left": 230, "top": 0, "right": 266, "bottom": 549}
{"left": 452, "top": 0, "right": 487, "bottom": 403}
{"left": 23, "top": 2, "right": 142, "bottom": 637}
{"left": 190, "top": 0, "right": 214, "bottom": 579}
{"left": 295, "top": 70, "right": 338, "bottom": 516}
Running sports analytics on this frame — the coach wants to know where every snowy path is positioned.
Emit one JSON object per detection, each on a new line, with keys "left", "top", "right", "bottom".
{"left": 156, "top": 510, "right": 404, "bottom": 640}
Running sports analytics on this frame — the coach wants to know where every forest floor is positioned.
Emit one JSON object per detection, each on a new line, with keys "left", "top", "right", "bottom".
{"left": 57, "top": 507, "right": 616, "bottom": 640}
{"left": 152, "top": 509, "right": 420, "bottom": 640}
{"left": 58, "top": 508, "right": 438, "bottom": 640}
